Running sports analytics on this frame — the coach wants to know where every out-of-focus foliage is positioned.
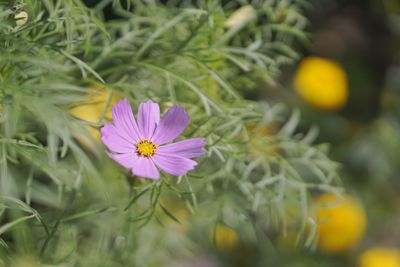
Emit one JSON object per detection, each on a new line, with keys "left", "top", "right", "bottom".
{"left": 269, "top": 0, "right": 400, "bottom": 266}
{"left": 0, "top": 0, "right": 343, "bottom": 266}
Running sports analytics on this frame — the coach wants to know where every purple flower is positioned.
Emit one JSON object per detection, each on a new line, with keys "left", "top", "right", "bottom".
{"left": 101, "top": 99, "right": 205, "bottom": 179}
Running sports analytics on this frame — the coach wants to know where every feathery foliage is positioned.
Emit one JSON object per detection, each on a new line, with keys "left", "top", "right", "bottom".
{"left": 0, "top": 0, "right": 341, "bottom": 266}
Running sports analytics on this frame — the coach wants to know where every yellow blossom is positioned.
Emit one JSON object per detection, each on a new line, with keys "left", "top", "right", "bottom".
{"left": 210, "top": 224, "right": 239, "bottom": 251}
{"left": 359, "top": 248, "right": 400, "bottom": 267}
{"left": 294, "top": 57, "right": 348, "bottom": 110}
{"left": 316, "top": 193, "right": 366, "bottom": 254}
{"left": 70, "top": 84, "right": 118, "bottom": 148}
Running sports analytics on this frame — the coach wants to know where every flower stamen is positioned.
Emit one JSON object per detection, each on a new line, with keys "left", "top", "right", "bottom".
{"left": 136, "top": 140, "right": 157, "bottom": 157}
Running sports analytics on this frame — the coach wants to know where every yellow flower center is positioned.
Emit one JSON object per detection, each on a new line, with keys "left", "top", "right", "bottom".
{"left": 136, "top": 140, "right": 157, "bottom": 157}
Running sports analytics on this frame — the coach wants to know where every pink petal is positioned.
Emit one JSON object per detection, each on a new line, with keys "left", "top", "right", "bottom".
{"left": 151, "top": 106, "right": 190, "bottom": 145}
{"left": 131, "top": 157, "right": 160, "bottom": 180}
{"left": 106, "top": 152, "right": 138, "bottom": 169}
{"left": 137, "top": 100, "right": 160, "bottom": 140}
{"left": 157, "top": 138, "right": 205, "bottom": 158}
{"left": 101, "top": 123, "right": 135, "bottom": 154}
{"left": 152, "top": 154, "right": 197, "bottom": 176}
{"left": 112, "top": 99, "right": 141, "bottom": 142}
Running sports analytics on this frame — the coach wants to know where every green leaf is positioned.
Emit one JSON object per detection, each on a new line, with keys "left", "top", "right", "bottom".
{"left": 0, "top": 214, "right": 36, "bottom": 236}
{"left": 159, "top": 203, "right": 181, "bottom": 224}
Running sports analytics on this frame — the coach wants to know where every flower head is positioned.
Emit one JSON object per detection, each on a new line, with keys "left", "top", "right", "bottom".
{"left": 210, "top": 224, "right": 239, "bottom": 251}
{"left": 101, "top": 99, "right": 205, "bottom": 179}
{"left": 70, "top": 84, "right": 118, "bottom": 150}
{"left": 358, "top": 248, "right": 400, "bottom": 267}
{"left": 316, "top": 193, "right": 366, "bottom": 254}
{"left": 294, "top": 57, "right": 348, "bottom": 110}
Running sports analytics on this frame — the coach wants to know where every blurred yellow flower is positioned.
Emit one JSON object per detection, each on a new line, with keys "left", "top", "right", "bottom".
{"left": 70, "top": 84, "right": 118, "bottom": 148}
{"left": 246, "top": 122, "right": 281, "bottom": 161}
{"left": 210, "top": 224, "right": 239, "bottom": 251}
{"left": 316, "top": 193, "right": 367, "bottom": 254}
{"left": 294, "top": 57, "right": 348, "bottom": 110}
{"left": 224, "top": 5, "right": 256, "bottom": 28}
{"left": 246, "top": 122, "right": 280, "bottom": 137}
{"left": 359, "top": 248, "right": 400, "bottom": 267}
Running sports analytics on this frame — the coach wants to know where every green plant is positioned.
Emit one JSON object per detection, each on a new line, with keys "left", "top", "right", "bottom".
{"left": 0, "top": 1, "right": 341, "bottom": 266}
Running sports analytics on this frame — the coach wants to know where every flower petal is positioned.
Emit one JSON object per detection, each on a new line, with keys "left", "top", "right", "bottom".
{"left": 157, "top": 138, "right": 205, "bottom": 158}
{"left": 106, "top": 152, "right": 138, "bottom": 169}
{"left": 112, "top": 99, "right": 141, "bottom": 142}
{"left": 151, "top": 106, "right": 190, "bottom": 145}
{"left": 137, "top": 100, "right": 160, "bottom": 140}
{"left": 152, "top": 154, "right": 197, "bottom": 176}
{"left": 101, "top": 123, "right": 135, "bottom": 154}
{"left": 131, "top": 157, "right": 160, "bottom": 180}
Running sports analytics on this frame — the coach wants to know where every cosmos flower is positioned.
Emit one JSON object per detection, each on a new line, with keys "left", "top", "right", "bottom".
{"left": 101, "top": 99, "right": 205, "bottom": 179}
